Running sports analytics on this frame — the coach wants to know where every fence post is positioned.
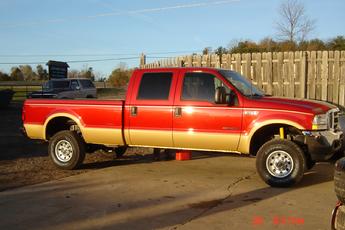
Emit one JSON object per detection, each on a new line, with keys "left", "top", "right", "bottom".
{"left": 140, "top": 53, "right": 146, "bottom": 68}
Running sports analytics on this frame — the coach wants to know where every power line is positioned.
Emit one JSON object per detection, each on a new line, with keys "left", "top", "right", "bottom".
{"left": 0, "top": 57, "right": 139, "bottom": 65}
{"left": 0, "top": 50, "right": 202, "bottom": 58}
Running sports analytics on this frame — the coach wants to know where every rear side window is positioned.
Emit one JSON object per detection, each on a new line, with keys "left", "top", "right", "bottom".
{"left": 137, "top": 72, "right": 172, "bottom": 100}
{"left": 50, "top": 80, "right": 70, "bottom": 89}
{"left": 80, "top": 80, "right": 95, "bottom": 88}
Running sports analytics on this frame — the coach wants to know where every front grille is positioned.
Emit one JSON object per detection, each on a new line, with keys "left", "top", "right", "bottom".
{"left": 329, "top": 109, "right": 340, "bottom": 130}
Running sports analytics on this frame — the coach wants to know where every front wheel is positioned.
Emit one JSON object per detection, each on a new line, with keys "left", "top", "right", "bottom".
{"left": 48, "top": 130, "right": 85, "bottom": 170}
{"left": 256, "top": 139, "right": 306, "bottom": 187}
{"left": 335, "top": 157, "right": 345, "bottom": 203}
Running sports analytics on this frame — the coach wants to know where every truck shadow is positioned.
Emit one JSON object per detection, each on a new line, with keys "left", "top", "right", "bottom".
{"left": 0, "top": 102, "right": 48, "bottom": 161}
{"left": 80, "top": 150, "right": 239, "bottom": 170}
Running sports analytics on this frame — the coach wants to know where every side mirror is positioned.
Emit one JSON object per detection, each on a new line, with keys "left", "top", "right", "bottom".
{"left": 215, "top": 86, "right": 227, "bottom": 104}
{"left": 72, "top": 85, "right": 80, "bottom": 90}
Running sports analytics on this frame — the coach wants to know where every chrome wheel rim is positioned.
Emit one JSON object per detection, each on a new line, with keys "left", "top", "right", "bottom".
{"left": 55, "top": 140, "right": 73, "bottom": 162}
{"left": 266, "top": 150, "right": 294, "bottom": 178}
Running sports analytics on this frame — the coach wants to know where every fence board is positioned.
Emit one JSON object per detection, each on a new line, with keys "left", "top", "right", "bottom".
{"left": 288, "top": 52, "right": 295, "bottom": 97}
{"left": 340, "top": 51, "right": 345, "bottom": 107}
{"left": 299, "top": 51, "right": 307, "bottom": 98}
{"left": 315, "top": 51, "right": 323, "bottom": 100}
{"left": 334, "top": 51, "right": 340, "bottom": 104}
{"left": 321, "top": 51, "right": 329, "bottom": 101}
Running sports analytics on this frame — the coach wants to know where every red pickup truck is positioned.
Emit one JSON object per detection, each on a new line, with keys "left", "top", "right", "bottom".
{"left": 22, "top": 67, "right": 343, "bottom": 187}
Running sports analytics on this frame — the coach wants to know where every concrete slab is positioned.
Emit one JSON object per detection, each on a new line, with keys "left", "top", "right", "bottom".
{"left": 0, "top": 154, "right": 337, "bottom": 230}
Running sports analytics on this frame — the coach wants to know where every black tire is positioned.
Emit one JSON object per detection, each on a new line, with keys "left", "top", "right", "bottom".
{"left": 256, "top": 139, "right": 306, "bottom": 187}
{"left": 333, "top": 204, "right": 345, "bottom": 230}
{"left": 335, "top": 157, "right": 345, "bottom": 203}
{"left": 115, "top": 146, "right": 127, "bottom": 158}
{"left": 48, "top": 130, "right": 85, "bottom": 170}
{"left": 306, "top": 158, "right": 316, "bottom": 170}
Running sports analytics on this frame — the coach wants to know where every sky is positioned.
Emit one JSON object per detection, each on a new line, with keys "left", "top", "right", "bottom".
{"left": 0, "top": 0, "right": 344, "bottom": 78}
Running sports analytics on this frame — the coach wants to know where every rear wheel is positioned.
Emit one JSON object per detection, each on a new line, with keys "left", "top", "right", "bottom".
{"left": 256, "top": 139, "right": 306, "bottom": 187}
{"left": 335, "top": 157, "right": 345, "bottom": 203}
{"left": 48, "top": 130, "right": 85, "bottom": 169}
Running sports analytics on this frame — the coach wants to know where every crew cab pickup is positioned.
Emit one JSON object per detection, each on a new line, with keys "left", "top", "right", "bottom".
{"left": 22, "top": 67, "right": 344, "bottom": 187}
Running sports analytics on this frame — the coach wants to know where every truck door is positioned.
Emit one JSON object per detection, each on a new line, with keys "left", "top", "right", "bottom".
{"left": 127, "top": 69, "right": 178, "bottom": 147}
{"left": 172, "top": 69, "right": 242, "bottom": 151}
{"left": 70, "top": 79, "right": 83, "bottom": 98}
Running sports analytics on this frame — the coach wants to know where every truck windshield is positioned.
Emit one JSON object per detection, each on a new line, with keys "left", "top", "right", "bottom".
{"left": 218, "top": 70, "right": 264, "bottom": 97}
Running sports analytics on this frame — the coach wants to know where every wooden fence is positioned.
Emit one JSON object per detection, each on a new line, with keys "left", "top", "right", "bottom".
{"left": 140, "top": 51, "right": 345, "bottom": 107}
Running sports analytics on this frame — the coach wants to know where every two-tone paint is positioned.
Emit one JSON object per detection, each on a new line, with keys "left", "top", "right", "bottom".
{"left": 22, "top": 67, "right": 336, "bottom": 154}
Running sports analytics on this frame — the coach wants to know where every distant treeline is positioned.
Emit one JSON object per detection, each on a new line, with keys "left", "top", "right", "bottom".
{"left": 204, "top": 36, "right": 345, "bottom": 55}
{"left": 0, "top": 63, "right": 132, "bottom": 88}
{"left": 0, "top": 65, "right": 96, "bottom": 82}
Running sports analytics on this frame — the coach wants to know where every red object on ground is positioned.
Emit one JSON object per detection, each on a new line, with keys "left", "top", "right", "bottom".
{"left": 175, "top": 150, "right": 191, "bottom": 161}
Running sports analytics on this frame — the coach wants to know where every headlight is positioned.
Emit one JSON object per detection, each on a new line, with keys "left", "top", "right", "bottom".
{"left": 312, "top": 114, "right": 327, "bottom": 130}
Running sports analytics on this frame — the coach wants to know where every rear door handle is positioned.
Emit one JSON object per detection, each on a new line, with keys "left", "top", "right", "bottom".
{"left": 131, "top": 106, "right": 138, "bottom": 116}
{"left": 174, "top": 107, "right": 182, "bottom": 117}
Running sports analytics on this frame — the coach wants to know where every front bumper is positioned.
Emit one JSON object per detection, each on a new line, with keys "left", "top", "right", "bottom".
{"left": 298, "top": 130, "right": 343, "bottom": 161}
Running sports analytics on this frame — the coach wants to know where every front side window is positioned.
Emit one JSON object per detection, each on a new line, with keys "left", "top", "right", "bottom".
{"left": 80, "top": 80, "right": 95, "bottom": 88}
{"left": 137, "top": 72, "right": 172, "bottom": 100}
{"left": 181, "top": 72, "right": 229, "bottom": 103}
{"left": 70, "top": 80, "right": 79, "bottom": 89}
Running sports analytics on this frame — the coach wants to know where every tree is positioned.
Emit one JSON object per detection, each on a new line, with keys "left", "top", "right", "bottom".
{"left": 202, "top": 47, "right": 212, "bottom": 55}
{"left": 108, "top": 63, "right": 132, "bottom": 87}
{"left": 68, "top": 70, "right": 80, "bottom": 79}
{"left": 214, "top": 46, "right": 228, "bottom": 56}
{"left": 229, "top": 40, "right": 259, "bottom": 53}
{"left": 36, "top": 65, "right": 48, "bottom": 80}
{"left": 80, "top": 67, "right": 95, "bottom": 81}
{"left": 276, "top": 0, "right": 315, "bottom": 43}
{"left": 19, "top": 65, "right": 37, "bottom": 81}
{"left": 258, "top": 37, "right": 279, "bottom": 52}
{"left": 299, "top": 38, "right": 326, "bottom": 51}
{"left": 327, "top": 36, "right": 345, "bottom": 50}
{"left": 10, "top": 67, "right": 24, "bottom": 81}
{"left": 0, "top": 71, "right": 10, "bottom": 81}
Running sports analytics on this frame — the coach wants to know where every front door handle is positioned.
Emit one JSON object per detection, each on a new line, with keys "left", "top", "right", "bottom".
{"left": 174, "top": 107, "right": 182, "bottom": 117}
{"left": 131, "top": 106, "right": 138, "bottom": 116}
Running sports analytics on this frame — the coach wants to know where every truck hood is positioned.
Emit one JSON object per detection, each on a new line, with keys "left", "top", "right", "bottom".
{"left": 246, "top": 96, "right": 337, "bottom": 115}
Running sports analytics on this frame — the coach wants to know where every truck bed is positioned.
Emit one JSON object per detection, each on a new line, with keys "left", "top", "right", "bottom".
{"left": 23, "top": 99, "right": 125, "bottom": 146}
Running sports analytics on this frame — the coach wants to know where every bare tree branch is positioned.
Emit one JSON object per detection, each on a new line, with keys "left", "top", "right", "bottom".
{"left": 275, "top": 0, "right": 315, "bottom": 43}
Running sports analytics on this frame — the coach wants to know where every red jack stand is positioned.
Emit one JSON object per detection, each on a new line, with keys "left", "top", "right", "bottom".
{"left": 175, "top": 150, "right": 191, "bottom": 161}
